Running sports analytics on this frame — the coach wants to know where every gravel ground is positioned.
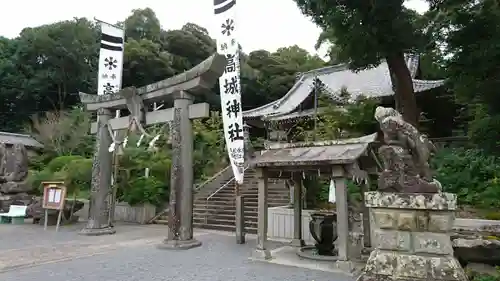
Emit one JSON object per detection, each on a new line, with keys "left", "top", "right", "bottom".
{"left": 0, "top": 223, "right": 354, "bottom": 281}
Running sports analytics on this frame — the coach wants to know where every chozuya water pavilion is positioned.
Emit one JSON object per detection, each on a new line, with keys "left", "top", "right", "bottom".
{"left": 242, "top": 55, "right": 447, "bottom": 272}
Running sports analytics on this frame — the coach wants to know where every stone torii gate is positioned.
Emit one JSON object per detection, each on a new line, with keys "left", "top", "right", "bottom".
{"left": 78, "top": 54, "right": 226, "bottom": 249}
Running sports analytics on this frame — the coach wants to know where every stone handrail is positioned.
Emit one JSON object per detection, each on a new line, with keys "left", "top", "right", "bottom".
{"left": 206, "top": 166, "right": 251, "bottom": 201}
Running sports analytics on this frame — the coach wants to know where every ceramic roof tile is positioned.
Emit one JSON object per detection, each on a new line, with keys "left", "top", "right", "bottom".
{"left": 243, "top": 55, "right": 443, "bottom": 119}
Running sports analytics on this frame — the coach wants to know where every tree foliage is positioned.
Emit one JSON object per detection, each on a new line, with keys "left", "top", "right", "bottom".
{"left": 0, "top": 8, "right": 326, "bottom": 133}
{"left": 292, "top": 0, "right": 428, "bottom": 125}
{"left": 425, "top": 0, "right": 500, "bottom": 154}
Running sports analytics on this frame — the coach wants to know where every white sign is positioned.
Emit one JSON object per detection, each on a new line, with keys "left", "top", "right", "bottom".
{"left": 214, "top": 0, "right": 245, "bottom": 184}
{"left": 47, "top": 189, "right": 62, "bottom": 204}
{"left": 97, "top": 21, "right": 125, "bottom": 96}
{"left": 328, "top": 179, "right": 336, "bottom": 203}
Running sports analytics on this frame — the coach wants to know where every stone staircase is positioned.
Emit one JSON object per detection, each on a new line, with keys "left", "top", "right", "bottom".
{"left": 192, "top": 168, "right": 290, "bottom": 233}
{"left": 151, "top": 167, "right": 290, "bottom": 233}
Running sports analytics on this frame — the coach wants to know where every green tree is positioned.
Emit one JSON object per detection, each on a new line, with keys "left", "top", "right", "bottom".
{"left": 25, "top": 107, "right": 94, "bottom": 159}
{"left": 14, "top": 18, "right": 99, "bottom": 111}
{"left": 293, "top": 0, "right": 427, "bottom": 126}
{"left": 124, "top": 8, "right": 162, "bottom": 42}
{"left": 244, "top": 46, "right": 325, "bottom": 108}
{"left": 426, "top": 0, "right": 500, "bottom": 153}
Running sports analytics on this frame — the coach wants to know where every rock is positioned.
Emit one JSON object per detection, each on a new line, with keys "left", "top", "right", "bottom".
{"left": 453, "top": 237, "right": 500, "bottom": 266}
{"left": 0, "top": 143, "right": 31, "bottom": 194}
{"left": 26, "top": 197, "right": 85, "bottom": 221}
{"left": 465, "top": 263, "right": 500, "bottom": 278}
{"left": 0, "top": 193, "right": 34, "bottom": 212}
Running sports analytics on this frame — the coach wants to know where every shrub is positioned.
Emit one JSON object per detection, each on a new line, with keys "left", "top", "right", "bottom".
{"left": 28, "top": 168, "right": 66, "bottom": 194}
{"left": 431, "top": 147, "right": 500, "bottom": 208}
{"left": 118, "top": 176, "right": 166, "bottom": 206}
{"left": 28, "top": 156, "right": 92, "bottom": 195}
{"left": 63, "top": 158, "right": 93, "bottom": 194}
{"left": 46, "top": 155, "right": 85, "bottom": 172}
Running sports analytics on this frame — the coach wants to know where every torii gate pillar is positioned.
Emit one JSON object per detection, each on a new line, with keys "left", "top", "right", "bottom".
{"left": 158, "top": 91, "right": 202, "bottom": 249}
{"left": 79, "top": 108, "right": 115, "bottom": 235}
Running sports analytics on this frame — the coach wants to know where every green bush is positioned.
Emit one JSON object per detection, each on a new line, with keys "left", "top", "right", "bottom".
{"left": 28, "top": 156, "right": 92, "bottom": 195}
{"left": 432, "top": 147, "right": 500, "bottom": 208}
{"left": 63, "top": 158, "right": 93, "bottom": 194}
{"left": 28, "top": 168, "right": 66, "bottom": 194}
{"left": 118, "top": 176, "right": 166, "bottom": 206}
{"left": 46, "top": 155, "right": 85, "bottom": 172}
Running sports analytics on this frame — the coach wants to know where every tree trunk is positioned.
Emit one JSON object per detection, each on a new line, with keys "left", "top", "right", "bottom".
{"left": 386, "top": 52, "right": 419, "bottom": 127}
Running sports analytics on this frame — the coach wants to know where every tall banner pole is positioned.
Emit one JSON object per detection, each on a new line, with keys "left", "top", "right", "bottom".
{"left": 213, "top": 0, "right": 246, "bottom": 244}
{"left": 94, "top": 18, "right": 125, "bottom": 228}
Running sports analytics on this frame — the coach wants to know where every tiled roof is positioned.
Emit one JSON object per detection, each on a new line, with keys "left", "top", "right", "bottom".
{"left": 243, "top": 55, "right": 445, "bottom": 119}
{"left": 0, "top": 132, "right": 44, "bottom": 148}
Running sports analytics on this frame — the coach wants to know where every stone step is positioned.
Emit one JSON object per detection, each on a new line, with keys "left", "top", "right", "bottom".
{"left": 194, "top": 217, "right": 257, "bottom": 227}
{"left": 195, "top": 198, "right": 289, "bottom": 205}
{"left": 202, "top": 191, "right": 288, "bottom": 198}
{"left": 193, "top": 223, "right": 257, "bottom": 234}
{"left": 193, "top": 214, "right": 258, "bottom": 222}
{"left": 193, "top": 200, "right": 288, "bottom": 208}
{"left": 193, "top": 212, "right": 257, "bottom": 220}
{"left": 200, "top": 198, "right": 289, "bottom": 204}
{"left": 193, "top": 207, "right": 258, "bottom": 214}
{"left": 194, "top": 208, "right": 258, "bottom": 216}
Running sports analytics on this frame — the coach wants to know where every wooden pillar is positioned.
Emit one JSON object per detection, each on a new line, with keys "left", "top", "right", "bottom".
{"left": 333, "top": 166, "right": 354, "bottom": 272}
{"left": 361, "top": 178, "right": 371, "bottom": 248}
{"left": 235, "top": 193, "right": 245, "bottom": 244}
{"left": 253, "top": 167, "right": 271, "bottom": 260}
{"left": 291, "top": 174, "right": 304, "bottom": 247}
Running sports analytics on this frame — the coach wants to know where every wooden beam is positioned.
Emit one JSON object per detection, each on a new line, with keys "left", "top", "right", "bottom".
{"left": 90, "top": 103, "right": 209, "bottom": 134}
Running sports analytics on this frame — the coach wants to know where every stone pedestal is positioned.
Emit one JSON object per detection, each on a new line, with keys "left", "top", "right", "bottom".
{"left": 357, "top": 192, "right": 467, "bottom": 281}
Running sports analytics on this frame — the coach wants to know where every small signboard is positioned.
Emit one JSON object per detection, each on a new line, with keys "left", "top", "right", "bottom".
{"left": 41, "top": 181, "right": 67, "bottom": 231}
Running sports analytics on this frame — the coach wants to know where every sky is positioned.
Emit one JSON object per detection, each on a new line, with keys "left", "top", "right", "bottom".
{"left": 0, "top": 0, "right": 429, "bottom": 57}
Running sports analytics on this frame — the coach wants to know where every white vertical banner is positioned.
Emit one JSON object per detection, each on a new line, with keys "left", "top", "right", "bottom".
{"left": 213, "top": 0, "right": 245, "bottom": 184}
{"left": 97, "top": 21, "right": 125, "bottom": 96}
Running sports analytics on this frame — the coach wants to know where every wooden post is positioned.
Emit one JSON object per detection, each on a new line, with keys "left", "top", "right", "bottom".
{"left": 235, "top": 192, "right": 245, "bottom": 244}
{"left": 362, "top": 178, "right": 371, "bottom": 248}
{"left": 44, "top": 209, "right": 48, "bottom": 230}
{"left": 291, "top": 174, "right": 304, "bottom": 247}
{"left": 55, "top": 209, "right": 63, "bottom": 232}
{"left": 252, "top": 167, "right": 271, "bottom": 260}
{"left": 333, "top": 165, "right": 354, "bottom": 273}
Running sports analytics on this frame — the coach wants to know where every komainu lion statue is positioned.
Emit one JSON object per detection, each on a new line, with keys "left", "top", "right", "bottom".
{"left": 374, "top": 106, "right": 442, "bottom": 193}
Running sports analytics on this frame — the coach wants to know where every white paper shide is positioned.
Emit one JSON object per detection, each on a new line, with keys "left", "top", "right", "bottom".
{"left": 97, "top": 22, "right": 125, "bottom": 96}
{"left": 214, "top": 0, "right": 245, "bottom": 184}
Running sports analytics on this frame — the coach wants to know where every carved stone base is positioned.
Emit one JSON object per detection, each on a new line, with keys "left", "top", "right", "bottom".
{"left": 335, "top": 260, "right": 355, "bottom": 274}
{"left": 79, "top": 226, "right": 116, "bottom": 236}
{"left": 251, "top": 249, "right": 272, "bottom": 260}
{"left": 357, "top": 192, "right": 467, "bottom": 281}
{"left": 358, "top": 250, "right": 465, "bottom": 281}
{"left": 290, "top": 238, "right": 305, "bottom": 247}
{"left": 157, "top": 238, "right": 202, "bottom": 250}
